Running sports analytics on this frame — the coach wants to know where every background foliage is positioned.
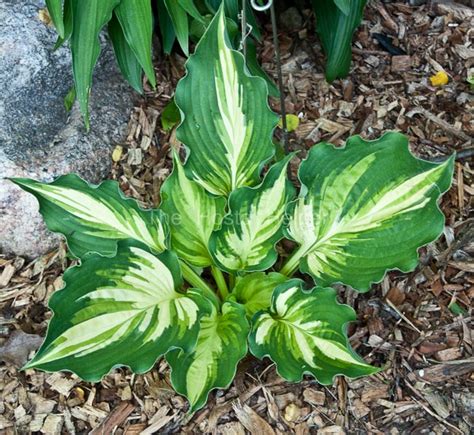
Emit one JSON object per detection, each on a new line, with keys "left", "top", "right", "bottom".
{"left": 46, "top": 0, "right": 367, "bottom": 125}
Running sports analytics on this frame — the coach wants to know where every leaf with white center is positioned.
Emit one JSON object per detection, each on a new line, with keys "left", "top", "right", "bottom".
{"left": 175, "top": 6, "right": 278, "bottom": 196}
{"left": 11, "top": 175, "right": 167, "bottom": 259}
{"left": 230, "top": 272, "right": 287, "bottom": 318}
{"left": 160, "top": 153, "right": 226, "bottom": 268}
{"left": 249, "top": 280, "right": 378, "bottom": 383}
{"left": 210, "top": 156, "right": 295, "bottom": 273}
{"left": 167, "top": 301, "right": 249, "bottom": 412}
{"left": 283, "top": 132, "right": 454, "bottom": 291}
{"left": 24, "top": 242, "right": 209, "bottom": 381}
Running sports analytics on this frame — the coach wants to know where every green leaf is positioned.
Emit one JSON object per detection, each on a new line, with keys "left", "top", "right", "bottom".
{"left": 54, "top": 0, "right": 72, "bottom": 49}
{"left": 161, "top": 99, "right": 181, "bottom": 131}
{"left": 179, "top": 0, "right": 206, "bottom": 23}
{"left": 210, "top": 156, "right": 295, "bottom": 273}
{"left": 223, "top": 0, "right": 239, "bottom": 22}
{"left": 160, "top": 153, "right": 226, "bottom": 268}
{"left": 468, "top": 74, "right": 474, "bottom": 89}
{"left": 282, "top": 132, "right": 454, "bottom": 291}
{"left": 11, "top": 175, "right": 167, "bottom": 259}
{"left": 448, "top": 301, "right": 467, "bottom": 316}
{"left": 249, "top": 280, "right": 378, "bottom": 383}
{"left": 108, "top": 12, "right": 144, "bottom": 94}
{"left": 312, "top": 0, "right": 367, "bottom": 82}
{"left": 46, "top": 0, "right": 65, "bottom": 38}
{"left": 176, "top": 6, "right": 278, "bottom": 196}
{"left": 230, "top": 272, "right": 287, "bottom": 318}
{"left": 24, "top": 242, "right": 209, "bottom": 381}
{"left": 157, "top": 0, "right": 177, "bottom": 54}
{"left": 114, "top": 0, "right": 156, "bottom": 88}
{"left": 70, "top": 0, "right": 121, "bottom": 128}
{"left": 164, "top": 0, "right": 190, "bottom": 55}
{"left": 63, "top": 86, "right": 76, "bottom": 112}
{"left": 167, "top": 301, "right": 249, "bottom": 412}
{"left": 333, "top": 0, "right": 350, "bottom": 15}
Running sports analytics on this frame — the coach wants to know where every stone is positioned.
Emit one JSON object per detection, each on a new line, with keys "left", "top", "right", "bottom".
{"left": 0, "top": 0, "right": 136, "bottom": 257}
{"left": 280, "top": 7, "right": 303, "bottom": 31}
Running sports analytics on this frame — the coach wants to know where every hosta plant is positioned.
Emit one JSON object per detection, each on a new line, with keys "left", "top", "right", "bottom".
{"left": 15, "top": 8, "right": 453, "bottom": 412}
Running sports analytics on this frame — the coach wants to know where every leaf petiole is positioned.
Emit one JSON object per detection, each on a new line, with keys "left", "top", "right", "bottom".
{"left": 211, "top": 266, "right": 229, "bottom": 300}
{"left": 179, "top": 260, "right": 215, "bottom": 295}
{"left": 228, "top": 273, "right": 236, "bottom": 290}
{"left": 279, "top": 247, "right": 305, "bottom": 277}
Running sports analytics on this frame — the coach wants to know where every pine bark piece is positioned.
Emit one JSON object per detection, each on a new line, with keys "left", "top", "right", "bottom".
{"left": 391, "top": 55, "right": 412, "bottom": 72}
{"left": 90, "top": 401, "right": 135, "bottom": 435}
{"left": 417, "top": 359, "right": 474, "bottom": 382}
{"left": 233, "top": 403, "right": 276, "bottom": 435}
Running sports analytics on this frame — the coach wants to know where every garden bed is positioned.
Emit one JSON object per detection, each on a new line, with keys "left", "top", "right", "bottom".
{"left": 0, "top": 2, "right": 472, "bottom": 433}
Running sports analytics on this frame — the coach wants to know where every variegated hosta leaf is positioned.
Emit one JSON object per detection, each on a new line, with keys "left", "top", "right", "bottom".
{"left": 249, "top": 280, "right": 378, "bottom": 384}
{"left": 283, "top": 133, "right": 454, "bottom": 291}
{"left": 210, "top": 157, "right": 295, "bottom": 272}
{"left": 230, "top": 272, "right": 287, "bottom": 318}
{"left": 175, "top": 6, "right": 278, "bottom": 196}
{"left": 24, "top": 242, "right": 209, "bottom": 381}
{"left": 11, "top": 175, "right": 167, "bottom": 258}
{"left": 160, "top": 153, "right": 226, "bottom": 267}
{"left": 167, "top": 301, "right": 249, "bottom": 412}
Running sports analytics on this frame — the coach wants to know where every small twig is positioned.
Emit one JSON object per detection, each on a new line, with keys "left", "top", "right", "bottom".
{"left": 239, "top": 0, "right": 248, "bottom": 57}
{"left": 385, "top": 298, "right": 422, "bottom": 334}
{"left": 403, "top": 382, "right": 464, "bottom": 435}
{"left": 430, "top": 147, "right": 474, "bottom": 162}
{"left": 406, "top": 107, "right": 473, "bottom": 144}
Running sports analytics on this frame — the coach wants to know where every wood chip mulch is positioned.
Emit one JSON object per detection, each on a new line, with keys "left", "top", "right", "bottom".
{"left": 1, "top": 2, "right": 473, "bottom": 433}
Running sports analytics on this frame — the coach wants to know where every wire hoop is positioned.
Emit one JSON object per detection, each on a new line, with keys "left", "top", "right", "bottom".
{"left": 250, "top": 0, "right": 273, "bottom": 12}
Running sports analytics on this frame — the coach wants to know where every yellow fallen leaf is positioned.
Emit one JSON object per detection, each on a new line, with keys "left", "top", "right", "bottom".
{"left": 112, "top": 145, "right": 123, "bottom": 162}
{"left": 74, "top": 387, "right": 85, "bottom": 402}
{"left": 278, "top": 114, "right": 300, "bottom": 132}
{"left": 38, "top": 8, "right": 52, "bottom": 26}
{"left": 430, "top": 71, "right": 449, "bottom": 87}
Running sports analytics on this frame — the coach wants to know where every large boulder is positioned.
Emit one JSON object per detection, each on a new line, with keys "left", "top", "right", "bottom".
{"left": 0, "top": 0, "right": 136, "bottom": 257}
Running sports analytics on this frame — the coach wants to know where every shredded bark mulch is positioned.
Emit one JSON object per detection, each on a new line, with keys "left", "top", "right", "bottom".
{"left": 1, "top": 2, "right": 472, "bottom": 433}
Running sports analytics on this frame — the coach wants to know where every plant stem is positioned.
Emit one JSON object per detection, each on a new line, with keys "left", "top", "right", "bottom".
{"left": 279, "top": 247, "right": 305, "bottom": 277}
{"left": 211, "top": 266, "right": 229, "bottom": 300}
{"left": 180, "top": 261, "right": 220, "bottom": 306}
{"left": 180, "top": 261, "right": 210, "bottom": 291}
{"left": 229, "top": 273, "right": 236, "bottom": 290}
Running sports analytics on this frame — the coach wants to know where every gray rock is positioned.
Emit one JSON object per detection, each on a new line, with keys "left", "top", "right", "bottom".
{"left": 280, "top": 7, "right": 303, "bottom": 31}
{"left": 0, "top": 0, "right": 136, "bottom": 258}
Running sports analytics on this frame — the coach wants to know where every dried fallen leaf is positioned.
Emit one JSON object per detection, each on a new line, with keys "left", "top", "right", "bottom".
{"left": 279, "top": 114, "right": 300, "bottom": 132}
{"left": 430, "top": 71, "right": 449, "bottom": 87}
{"left": 112, "top": 145, "right": 123, "bottom": 163}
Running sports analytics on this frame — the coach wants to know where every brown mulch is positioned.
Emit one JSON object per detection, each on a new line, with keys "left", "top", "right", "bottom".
{"left": 1, "top": 2, "right": 473, "bottom": 434}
